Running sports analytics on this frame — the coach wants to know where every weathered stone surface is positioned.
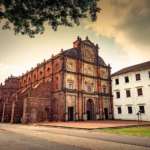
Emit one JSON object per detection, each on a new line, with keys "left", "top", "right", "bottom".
{"left": 0, "top": 37, "right": 113, "bottom": 123}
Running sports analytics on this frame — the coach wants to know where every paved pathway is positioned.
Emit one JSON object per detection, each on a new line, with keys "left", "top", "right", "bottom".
{"left": 0, "top": 128, "right": 85, "bottom": 150}
{"left": 0, "top": 124, "right": 149, "bottom": 150}
{"left": 35, "top": 124, "right": 150, "bottom": 148}
{"left": 38, "top": 120, "right": 150, "bottom": 129}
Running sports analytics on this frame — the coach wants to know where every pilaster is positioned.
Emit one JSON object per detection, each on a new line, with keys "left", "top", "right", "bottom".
{"left": 1, "top": 101, "right": 6, "bottom": 122}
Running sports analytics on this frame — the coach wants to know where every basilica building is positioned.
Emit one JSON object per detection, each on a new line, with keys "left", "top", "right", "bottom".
{"left": 0, "top": 37, "right": 113, "bottom": 123}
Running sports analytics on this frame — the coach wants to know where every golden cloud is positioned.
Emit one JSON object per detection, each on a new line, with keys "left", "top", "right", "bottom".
{"left": 85, "top": 0, "right": 150, "bottom": 58}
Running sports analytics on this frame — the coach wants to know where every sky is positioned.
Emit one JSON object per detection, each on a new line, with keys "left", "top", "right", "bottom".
{"left": 0, "top": 0, "right": 150, "bottom": 83}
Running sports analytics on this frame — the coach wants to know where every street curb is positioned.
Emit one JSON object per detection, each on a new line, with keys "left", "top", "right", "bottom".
{"left": 36, "top": 123, "right": 150, "bottom": 130}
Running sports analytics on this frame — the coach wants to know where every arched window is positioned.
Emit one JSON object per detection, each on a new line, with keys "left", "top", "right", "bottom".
{"left": 34, "top": 74, "right": 36, "bottom": 79}
{"left": 28, "top": 77, "right": 31, "bottom": 84}
{"left": 24, "top": 79, "right": 26, "bottom": 84}
{"left": 40, "top": 71, "right": 43, "bottom": 75}
{"left": 56, "top": 76, "right": 58, "bottom": 80}
{"left": 47, "top": 67, "right": 50, "bottom": 72}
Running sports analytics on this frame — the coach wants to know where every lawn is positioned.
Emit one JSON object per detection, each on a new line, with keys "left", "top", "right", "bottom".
{"left": 101, "top": 126, "right": 150, "bottom": 137}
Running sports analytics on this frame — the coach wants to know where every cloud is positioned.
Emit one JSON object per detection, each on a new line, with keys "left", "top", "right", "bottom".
{"left": 85, "top": 0, "right": 150, "bottom": 59}
{"left": 116, "top": 0, "right": 150, "bottom": 46}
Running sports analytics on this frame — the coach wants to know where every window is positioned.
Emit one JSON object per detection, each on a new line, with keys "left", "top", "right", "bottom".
{"left": 103, "top": 85, "right": 106, "bottom": 93}
{"left": 116, "top": 91, "right": 120, "bottom": 99}
{"left": 115, "top": 79, "right": 119, "bottom": 85}
{"left": 139, "top": 105, "right": 145, "bottom": 113}
{"left": 67, "top": 62, "right": 73, "bottom": 70}
{"left": 55, "top": 63, "right": 59, "bottom": 69}
{"left": 128, "top": 106, "right": 132, "bottom": 114}
{"left": 68, "top": 82, "right": 73, "bottom": 89}
{"left": 67, "top": 80, "right": 74, "bottom": 89}
{"left": 24, "top": 80, "right": 26, "bottom": 83}
{"left": 137, "top": 88, "right": 143, "bottom": 96}
{"left": 85, "top": 81, "right": 93, "bottom": 92}
{"left": 87, "top": 85, "right": 92, "bottom": 92}
{"left": 88, "top": 66, "right": 92, "bottom": 72}
{"left": 126, "top": 89, "right": 131, "bottom": 97}
{"left": 117, "top": 107, "right": 122, "bottom": 114}
{"left": 125, "top": 76, "right": 129, "bottom": 83}
{"left": 40, "top": 71, "right": 43, "bottom": 75}
{"left": 136, "top": 73, "right": 141, "bottom": 81}
{"left": 34, "top": 74, "right": 36, "bottom": 79}
{"left": 47, "top": 67, "right": 50, "bottom": 72}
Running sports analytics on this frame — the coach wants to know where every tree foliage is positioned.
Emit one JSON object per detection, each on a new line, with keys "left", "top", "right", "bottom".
{"left": 0, "top": 0, "right": 100, "bottom": 37}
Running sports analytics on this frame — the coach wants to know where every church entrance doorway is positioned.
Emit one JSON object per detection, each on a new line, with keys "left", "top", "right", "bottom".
{"left": 87, "top": 99, "right": 94, "bottom": 120}
{"left": 104, "top": 108, "right": 109, "bottom": 120}
{"left": 68, "top": 107, "right": 74, "bottom": 121}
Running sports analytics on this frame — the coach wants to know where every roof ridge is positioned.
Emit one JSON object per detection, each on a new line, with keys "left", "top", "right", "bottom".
{"left": 112, "top": 61, "right": 150, "bottom": 76}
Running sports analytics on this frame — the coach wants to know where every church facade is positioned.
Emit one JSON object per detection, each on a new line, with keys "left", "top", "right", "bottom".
{"left": 0, "top": 37, "right": 113, "bottom": 123}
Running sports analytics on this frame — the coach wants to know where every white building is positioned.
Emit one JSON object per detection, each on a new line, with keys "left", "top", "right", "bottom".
{"left": 112, "top": 61, "right": 150, "bottom": 121}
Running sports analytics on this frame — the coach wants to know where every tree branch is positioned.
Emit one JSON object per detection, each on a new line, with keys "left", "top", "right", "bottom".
{"left": 0, "top": 11, "right": 4, "bottom": 18}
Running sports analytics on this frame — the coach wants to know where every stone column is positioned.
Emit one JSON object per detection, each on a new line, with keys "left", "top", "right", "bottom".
{"left": 11, "top": 94, "right": 18, "bottom": 123}
{"left": 10, "top": 100, "right": 15, "bottom": 123}
{"left": 100, "top": 96, "right": 104, "bottom": 119}
{"left": 1, "top": 101, "right": 6, "bottom": 122}
{"left": 96, "top": 98, "right": 100, "bottom": 120}
{"left": 22, "top": 98, "right": 28, "bottom": 123}
{"left": 65, "top": 113, "right": 68, "bottom": 121}
{"left": 83, "top": 98, "right": 87, "bottom": 120}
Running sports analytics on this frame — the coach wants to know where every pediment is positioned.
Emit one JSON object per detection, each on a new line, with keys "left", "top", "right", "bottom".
{"left": 81, "top": 41, "right": 97, "bottom": 63}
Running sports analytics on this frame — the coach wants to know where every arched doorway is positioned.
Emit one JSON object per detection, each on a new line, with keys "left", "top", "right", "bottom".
{"left": 86, "top": 99, "right": 94, "bottom": 120}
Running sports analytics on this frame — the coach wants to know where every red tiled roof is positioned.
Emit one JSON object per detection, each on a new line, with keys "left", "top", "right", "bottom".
{"left": 112, "top": 61, "right": 150, "bottom": 77}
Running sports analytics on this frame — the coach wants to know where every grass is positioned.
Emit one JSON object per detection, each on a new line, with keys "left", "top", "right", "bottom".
{"left": 101, "top": 126, "right": 150, "bottom": 137}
